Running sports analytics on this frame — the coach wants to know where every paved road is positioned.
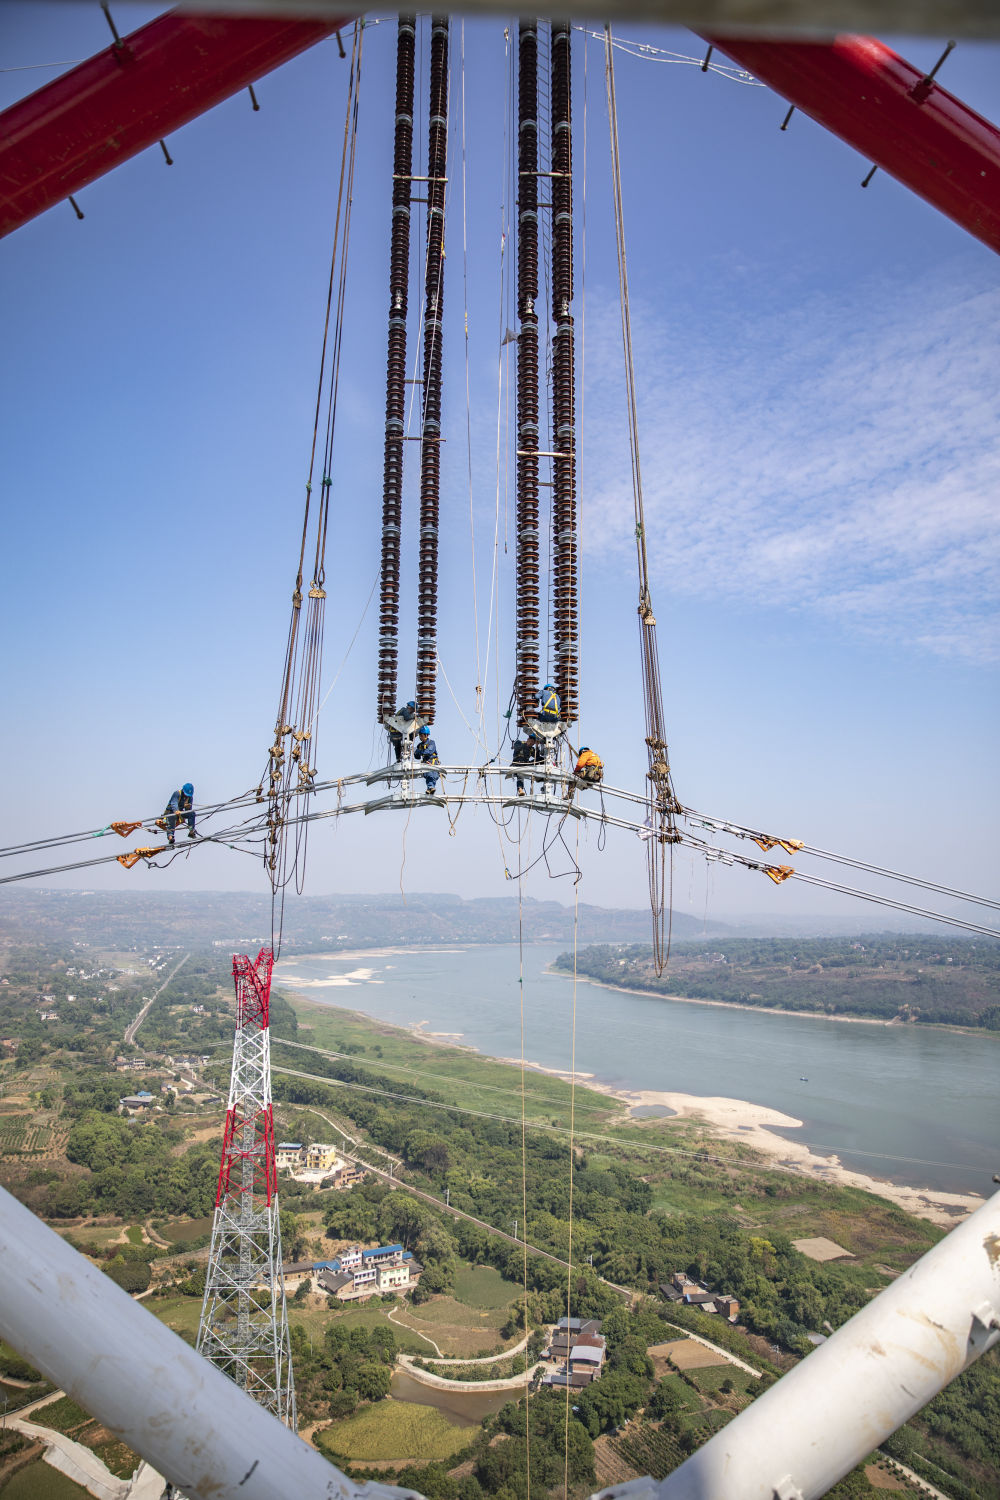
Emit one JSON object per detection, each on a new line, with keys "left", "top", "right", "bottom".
{"left": 397, "top": 1354, "right": 547, "bottom": 1394}
{"left": 124, "top": 953, "right": 189, "bottom": 1046}
{"left": 11, "top": 1413, "right": 129, "bottom": 1500}
{"left": 879, "top": 1455, "right": 951, "bottom": 1500}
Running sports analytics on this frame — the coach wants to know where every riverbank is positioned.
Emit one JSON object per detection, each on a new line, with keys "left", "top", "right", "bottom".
{"left": 605, "top": 1088, "right": 983, "bottom": 1227}
{"left": 396, "top": 1024, "right": 984, "bottom": 1226}
{"left": 549, "top": 965, "right": 993, "bottom": 1038}
{"left": 276, "top": 945, "right": 996, "bottom": 1221}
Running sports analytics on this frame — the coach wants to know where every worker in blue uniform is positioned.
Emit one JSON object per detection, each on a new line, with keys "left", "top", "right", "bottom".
{"left": 390, "top": 700, "right": 417, "bottom": 762}
{"left": 414, "top": 725, "right": 440, "bottom": 795}
{"left": 537, "top": 683, "right": 561, "bottom": 724}
{"left": 163, "top": 783, "right": 195, "bottom": 845}
{"left": 511, "top": 731, "right": 539, "bottom": 796}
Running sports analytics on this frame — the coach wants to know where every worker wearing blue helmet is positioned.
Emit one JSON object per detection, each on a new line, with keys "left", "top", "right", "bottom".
{"left": 414, "top": 725, "right": 440, "bottom": 794}
{"left": 390, "top": 700, "right": 417, "bottom": 763}
{"left": 537, "top": 683, "right": 561, "bottom": 724}
{"left": 163, "top": 783, "right": 196, "bottom": 845}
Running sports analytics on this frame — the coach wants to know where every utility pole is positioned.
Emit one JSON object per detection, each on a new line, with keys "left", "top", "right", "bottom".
{"left": 196, "top": 949, "right": 295, "bottom": 1428}
{"left": 445, "top": 1186, "right": 450, "bottom": 1207}
{"left": 513, "top": 1218, "right": 518, "bottom": 1240}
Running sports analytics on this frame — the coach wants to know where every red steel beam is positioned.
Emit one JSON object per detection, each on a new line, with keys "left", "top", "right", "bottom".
{"left": 0, "top": 9, "right": 355, "bottom": 238}
{"left": 701, "top": 32, "right": 1000, "bottom": 254}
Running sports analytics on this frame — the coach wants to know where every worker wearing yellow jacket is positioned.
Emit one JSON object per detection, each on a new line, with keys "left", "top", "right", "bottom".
{"left": 573, "top": 747, "right": 603, "bottom": 787}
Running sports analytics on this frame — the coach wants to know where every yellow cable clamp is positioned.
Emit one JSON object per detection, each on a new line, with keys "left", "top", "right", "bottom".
{"left": 763, "top": 863, "right": 795, "bottom": 884}
{"left": 117, "top": 845, "right": 168, "bottom": 870}
{"left": 110, "top": 820, "right": 143, "bottom": 838}
{"left": 753, "top": 835, "right": 804, "bottom": 855}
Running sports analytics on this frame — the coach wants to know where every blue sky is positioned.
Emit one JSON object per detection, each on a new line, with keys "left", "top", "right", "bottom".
{"left": 2, "top": 6, "right": 998, "bottom": 927}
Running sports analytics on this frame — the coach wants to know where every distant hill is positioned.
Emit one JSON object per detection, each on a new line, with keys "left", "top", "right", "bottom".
{"left": 0, "top": 890, "right": 732, "bottom": 952}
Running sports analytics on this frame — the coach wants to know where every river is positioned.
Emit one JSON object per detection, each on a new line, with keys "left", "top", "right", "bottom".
{"left": 274, "top": 944, "right": 998, "bottom": 1200}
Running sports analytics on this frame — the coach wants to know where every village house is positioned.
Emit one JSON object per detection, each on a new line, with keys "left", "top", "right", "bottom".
{"left": 275, "top": 1142, "right": 303, "bottom": 1171}
{"left": 316, "top": 1243, "right": 422, "bottom": 1301}
{"left": 544, "top": 1318, "right": 606, "bottom": 1388}
{"left": 119, "top": 1090, "right": 156, "bottom": 1112}
{"left": 116, "top": 1056, "right": 148, "bottom": 1072}
{"left": 659, "top": 1272, "right": 740, "bottom": 1323}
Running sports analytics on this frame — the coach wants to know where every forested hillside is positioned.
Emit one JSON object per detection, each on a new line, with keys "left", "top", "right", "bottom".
{"left": 558, "top": 935, "right": 1000, "bottom": 1027}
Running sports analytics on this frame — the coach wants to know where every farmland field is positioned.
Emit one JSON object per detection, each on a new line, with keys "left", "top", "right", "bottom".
{"left": 0, "top": 1460, "right": 92, "bottom": 1499}
{"left": 317, "top": 1399, "right": 469, "bottom": 1462}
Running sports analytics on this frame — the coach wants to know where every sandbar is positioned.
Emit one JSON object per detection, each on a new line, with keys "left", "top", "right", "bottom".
{"left": 612, "top": 1088, "right": 983, "bottom": 1227}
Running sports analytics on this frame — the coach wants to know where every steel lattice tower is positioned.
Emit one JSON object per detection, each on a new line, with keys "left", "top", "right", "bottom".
{"left": 196, "top": 948, "right": 295, "bottom": 1427}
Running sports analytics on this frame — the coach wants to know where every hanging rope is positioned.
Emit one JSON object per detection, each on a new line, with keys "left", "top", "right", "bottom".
{"left": 265, "top": 21, "right": 365, "bottom": 925}
{"left": 604, "top": 24, "right": 681, "bottom": 974}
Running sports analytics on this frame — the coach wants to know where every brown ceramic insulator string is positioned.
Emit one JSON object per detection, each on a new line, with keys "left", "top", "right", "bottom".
{"left": 414, "top": 16, "right": 450, "bottom": 724}
{"left": 377, "top": 15, "right": 416, "bottom": 725}
{"left": 515, "top": 21, "right": 540, "bottom": 725}
{"left": 549, "top": 20, "right": 578, "bottom": 726}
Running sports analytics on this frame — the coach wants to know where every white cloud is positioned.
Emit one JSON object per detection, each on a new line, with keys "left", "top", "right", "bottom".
{"left": 579, "top": 269, "right": 1000, "bottom": 662}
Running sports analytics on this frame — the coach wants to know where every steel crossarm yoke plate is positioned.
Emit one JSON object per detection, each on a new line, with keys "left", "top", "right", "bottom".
{"left": 197, "top": 948, "right": 295, "bottom": 1428}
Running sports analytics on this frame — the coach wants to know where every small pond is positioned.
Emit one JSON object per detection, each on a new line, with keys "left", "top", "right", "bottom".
{"left": 389, "top": 1371, "right": 515, "bottom": 1425}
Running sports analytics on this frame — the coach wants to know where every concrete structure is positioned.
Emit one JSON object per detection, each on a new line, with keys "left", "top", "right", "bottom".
{"left": 660, "top": 1272, "right": 739, "bottom": 1322}
{"left": 544, "top": 1318, "right": 606, "bottom": 1388}
{"left": 119, "top": 1091, "right": 156, "bottom": 1111}
{"left": 305, "top": 1143, "right": 339, "bottom": 1171}
{"left": 275, "top": 1142, "right": 303, "bottom": 1171}
{"left": 316, "top": 1244, "right": 422, "bottom": 1301}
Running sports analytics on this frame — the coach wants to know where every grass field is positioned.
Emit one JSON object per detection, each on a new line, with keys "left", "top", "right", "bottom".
{"left": 0, "top": 1460, "right": 92, "bottom": 1499}
{"left": 146, "top": 1295, "right": 202, "bottom": 1343}
{"left": 392, "top": 1296, "right": 511, "bottom": 1358}
{"left": 276, "top": 999, "right": 619, "bottom": 1138}
{"left": 316, "top": 1400, "right": 469, "bottom": 1462}
{"left": 161, "top": 1216, "right": 213, "bottom": 1245}
{"left": 451, "top": 1264, "right": 520, "bottom": 1310}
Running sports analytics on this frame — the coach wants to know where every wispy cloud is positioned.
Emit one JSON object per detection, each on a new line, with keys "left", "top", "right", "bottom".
{"left": 579, "top": 267, "right": 1000, "bottom": 662}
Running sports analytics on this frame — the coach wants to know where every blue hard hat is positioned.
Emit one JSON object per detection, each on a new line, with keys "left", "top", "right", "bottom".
{"left": 579, "top": 747, "right": 590, "bottom": 753}
{"left": 543, "top": 683, "right": 555, "bottom": 692}
{"left": 418, "top": 725, "right": 430, "bottom": 736}
{"left": 407, "top": 700, "right": 415, "bottom": 709}
{"left": 182, "top": 783, "right": 194, "bottom": 796}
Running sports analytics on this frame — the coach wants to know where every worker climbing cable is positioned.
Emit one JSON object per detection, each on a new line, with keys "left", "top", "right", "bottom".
{"left": 159, "top": 783, "right": 196, "bottom": 846}
{"left": 570, "top": 746, "right": 603, "bottom": 796}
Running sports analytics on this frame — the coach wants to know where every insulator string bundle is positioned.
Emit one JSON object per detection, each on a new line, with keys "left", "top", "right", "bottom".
{"left": 549, "top": 21, "right": 578, "bottom": 725}
{"left": 377, "top": 15, "right": 416, "bottom": 725}
{"left": 515, "top": 21, "right": 541, "bottom": 724}
{"left": 415, "top": 16, "right": 450, "bottom": 724}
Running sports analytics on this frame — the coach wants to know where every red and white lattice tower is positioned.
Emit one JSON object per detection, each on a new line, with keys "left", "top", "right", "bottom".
{"left": 196, "top": 948, "right": 295, "bottom": 1427}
